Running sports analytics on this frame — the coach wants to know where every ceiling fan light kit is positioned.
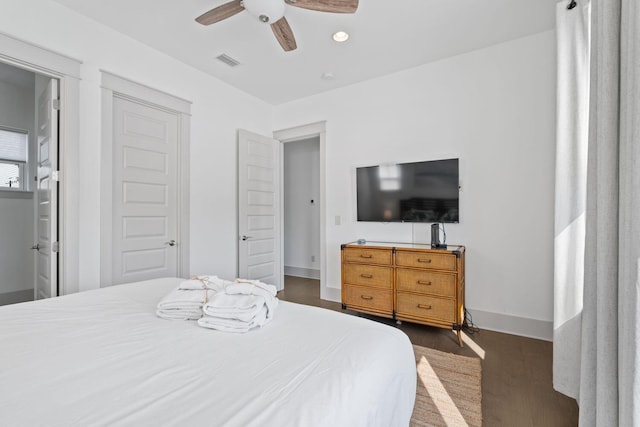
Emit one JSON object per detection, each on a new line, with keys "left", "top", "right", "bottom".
{"left": 242, "top": 0, "right": 286, "bottom": 23}
{"left": 195, "top": 0, "right": 359, "bottom": 52}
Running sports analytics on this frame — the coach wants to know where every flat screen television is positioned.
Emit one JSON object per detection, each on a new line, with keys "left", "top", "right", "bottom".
{"left": 356, "top": 158, "right": 459, "bottom": 223}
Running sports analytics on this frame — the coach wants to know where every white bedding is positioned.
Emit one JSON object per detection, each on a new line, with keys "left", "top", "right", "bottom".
{"left": 0, "top": 278, "right": 416, "bottom": 426}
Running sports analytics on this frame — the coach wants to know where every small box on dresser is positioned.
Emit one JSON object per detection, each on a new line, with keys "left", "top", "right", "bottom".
{"left": 341, "top": 241, "right": 466, "bottom": 346}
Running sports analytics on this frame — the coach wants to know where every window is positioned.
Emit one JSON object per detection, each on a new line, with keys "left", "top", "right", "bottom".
{"left": 0, "top": 128, "right": 28, "bottom": 190}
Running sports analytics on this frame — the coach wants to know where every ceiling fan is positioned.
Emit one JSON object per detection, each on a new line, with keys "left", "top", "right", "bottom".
{"left": 195, "top": 0, "right": 359, "bottom": 52}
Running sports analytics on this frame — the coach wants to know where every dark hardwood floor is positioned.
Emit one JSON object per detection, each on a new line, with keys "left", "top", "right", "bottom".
{"left": 279, "top": 276, "right": 579, "bottom": 427}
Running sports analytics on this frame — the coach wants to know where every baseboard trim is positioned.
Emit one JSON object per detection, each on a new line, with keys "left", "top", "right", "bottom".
{"left": 284, "top": 266, "right": 320, "bottom": 280}
{"left": 319, "top": 287, "right": 552, "bottom": 341}
{"left": 467, "top": 309, "right": 553, "bottom": 342}
{"left": 0, "top": 289, "right": 33, "bottom": 306}
{"left": 321, "top": 285, "right": 341, "bottom": 302}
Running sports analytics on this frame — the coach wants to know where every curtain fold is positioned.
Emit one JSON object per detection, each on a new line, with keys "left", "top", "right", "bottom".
{"left": 617, "top": 1, "right": 640, "bottom": 422}
{"left": 554, "top": 0, "right": 640, "bottom": 425}
{"left": 553, "top": 0, "right": 590, "bottom": 399}
{"left": 579, "top": 1, "right": 621, "bottom": 422}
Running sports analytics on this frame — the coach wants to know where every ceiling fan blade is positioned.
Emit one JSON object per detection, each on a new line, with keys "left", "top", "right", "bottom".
{"left": 286, "top": 0, "right": 358, "bottom": 13}
{"left": 195, "top": 0, "right": 245, "bottom": 25}
{"left": 271, "top": 17, "right": 297, "bottom": 52}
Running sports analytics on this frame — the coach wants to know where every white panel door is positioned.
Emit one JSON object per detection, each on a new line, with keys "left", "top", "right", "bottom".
{"left": 238, "top": 129, "right": 282, "bottom": 290}
{"left": 112, "top": 96, "right": 178, "bottom": 285}
{"left": 35, "top": 78, "right": 59, "bottom": 300}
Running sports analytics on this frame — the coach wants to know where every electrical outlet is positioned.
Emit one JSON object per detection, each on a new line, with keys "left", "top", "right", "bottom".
{"left": 335, "top": 215, "right": 341, "bottom": 225}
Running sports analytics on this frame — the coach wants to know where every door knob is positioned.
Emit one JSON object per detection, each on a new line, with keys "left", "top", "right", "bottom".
{"left": 165, "top": 240, "right": 176, "bottom": 247}
{"left": 30, "top": 244, "right": 40, "bottom": 251}
{"left": 241, "top": 236, "right": 252, "bottom": 241}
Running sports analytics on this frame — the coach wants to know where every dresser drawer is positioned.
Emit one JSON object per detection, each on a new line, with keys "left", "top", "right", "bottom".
{"left": 396, "top": 269, "right": 456, "bottom": 297}
{"left": 344, "top": 285, "right": 393, "bottom": 313}
{"left": 343, "top": 247, "right": 392, "bottom": 265}
{"left": 396, "top": 251, "right": 457, "bottom": 271}
{"left": 343, "top": 264, "right": 393, "bottom": 289}
{"left": 396, "top": 293, "right": 455, "bottom": 323}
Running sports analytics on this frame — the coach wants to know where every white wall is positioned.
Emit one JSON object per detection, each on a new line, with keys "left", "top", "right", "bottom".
{"left": 273, "top": 31, "right": 557, "bottom": 338}
{"left": 0, "top": 1, "right": 557, "bottom": 338}
{"left": 0, "top": 77, "right": 35, "bottom": 294}
{"left": 283, "top": 137, "right": 320, "bottom": 276}
{"left": 0, "top": 0, "right": 274, "bottom": 290}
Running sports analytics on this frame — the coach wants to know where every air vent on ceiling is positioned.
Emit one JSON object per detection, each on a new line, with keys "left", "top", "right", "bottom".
{"left": 216, "top": 54, "right": 241, "bottom": 67}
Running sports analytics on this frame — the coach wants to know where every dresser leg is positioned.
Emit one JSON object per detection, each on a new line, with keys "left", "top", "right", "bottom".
{"left": 457, "top": 330, "right": 463, "bottom": 347}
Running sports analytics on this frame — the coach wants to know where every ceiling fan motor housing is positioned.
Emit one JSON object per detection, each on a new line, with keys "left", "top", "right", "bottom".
{"left": 242, "top": 0, "right": 286, "bottom": 23}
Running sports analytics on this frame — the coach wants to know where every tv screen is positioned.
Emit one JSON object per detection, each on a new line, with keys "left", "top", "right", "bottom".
{"left": 356, "top": 158, "right": 459, "bottom": 223}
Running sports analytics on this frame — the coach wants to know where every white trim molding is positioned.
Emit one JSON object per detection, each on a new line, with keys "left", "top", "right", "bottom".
{"left": 100, "top": 71, "right": 191, "bottom": 287}
{"left": 273, "top": 121, "right": 328, "bottom": 299}
{"left": 0, "top": 31, "right": 81, "bottom": 78}
{"left": 319, "top": 292, "right": 553, "bottom": 341}
{"left": 100, "top": 71, "right": 192, "bottom": 115}
{"left": 0, "top": 31, "right": 82, "bottom": 296}
{"left": 467, "top": 308, "right": 553, "bottom": 341}
{"left": 284, "top": 266, "right": 320, "bottom": 280}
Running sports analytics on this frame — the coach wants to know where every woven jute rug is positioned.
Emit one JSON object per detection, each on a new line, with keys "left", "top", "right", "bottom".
{"left": 410, "top": 344, "right": 482, "bottom": 427}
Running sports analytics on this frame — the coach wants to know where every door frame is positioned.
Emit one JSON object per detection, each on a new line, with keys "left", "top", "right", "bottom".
{"left": 273, "top": 121, "right": 337, "bottom": 301}
{"left": 99, "top": 71, "right": 191, "bottom": 287}
{"left": 0, "top": 32, "right": 81, "bottom": 296}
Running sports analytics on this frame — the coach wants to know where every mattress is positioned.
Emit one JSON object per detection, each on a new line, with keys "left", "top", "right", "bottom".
{"left": 0, "top": 278, "right": 416, "bottom": 426}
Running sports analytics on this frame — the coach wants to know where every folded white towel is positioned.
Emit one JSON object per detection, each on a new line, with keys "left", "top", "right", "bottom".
{"left": 179, "top": 275, "right": 230, "bottom": 292}
{"left": 156, "top": 308, "right": 203, "bottom": 321}
{"left": 156, "top": 287, "right": 215, "bottom": 321}
{"left": 197, "top": 305, "right": 270, "bottom": 333}
{"left": 225, "top": 283, "right": 279, "bottom": 319}
{"left": 233, "top": 279, "right": 277, "bottom": 296}
{"left": 202, "top": 293, "right": 267, "bottom": 322}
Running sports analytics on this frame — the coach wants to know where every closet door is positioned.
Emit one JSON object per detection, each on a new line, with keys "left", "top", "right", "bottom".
{"left": 111, "top": 96, "right": 179, "bottom": 284}
{"left": 35, "top": 78, "right": 58, "bottom": 300}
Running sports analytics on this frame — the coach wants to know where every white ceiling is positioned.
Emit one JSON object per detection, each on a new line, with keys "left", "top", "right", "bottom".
{"left": 52, "top": 0, "right": 556, "bottom": 105}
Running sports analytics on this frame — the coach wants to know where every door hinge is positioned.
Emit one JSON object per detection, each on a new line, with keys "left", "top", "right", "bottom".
{"left": 52, "top": 241, "right": 60, "bottom": 253}
{"left": 52, "top": 170, "right": 61, "bottom": 182}
{"left": 52, "top": 99, "right": 60, "bottom": 110}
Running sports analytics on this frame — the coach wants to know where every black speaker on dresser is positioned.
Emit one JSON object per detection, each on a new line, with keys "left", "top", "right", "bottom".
{"left": 431, "top": 223, "right": 446, "bottom": 249}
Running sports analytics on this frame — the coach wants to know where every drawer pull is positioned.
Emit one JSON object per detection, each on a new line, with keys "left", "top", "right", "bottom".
{"left": 417, "top": 304, "right": 432, "bottom": 310}
{"left": 359, "top": 254, "right": 373, "bottom": 259}
{"left": 360, "top": 274, "right": 373, "bottom": 279}
{"left": 417, "top": 258, "right": 432, "bottom": 264}
{"left": 361, "top": 295, "right": 373, "bottom": 300}
{"left": 417, "top": 280, "right": 432, "bottom": 286}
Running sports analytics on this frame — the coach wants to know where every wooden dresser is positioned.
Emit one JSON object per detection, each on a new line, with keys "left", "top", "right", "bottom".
{"left": 341, "top": 241, "right": 466, "bottom": 346}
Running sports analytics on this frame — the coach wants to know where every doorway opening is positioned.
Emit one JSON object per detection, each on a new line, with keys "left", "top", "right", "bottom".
{"left": 0, "top": 61, "right": 60, "bottom": 306}
{"left": 273, "top": 121, "right": 327, "bottom": 298}
{"left": 282, "top": 136, "right": 320, "bottom": 290}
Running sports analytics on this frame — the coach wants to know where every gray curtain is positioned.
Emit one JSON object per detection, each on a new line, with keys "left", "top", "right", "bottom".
{"left": 553, "top": 0, "right": 590, "bottom": 399}
{"left": 579, "top": 0, "right": 640, "bottom": 425}
{"left": 555, "top": 0, "right": 640, "bottom": 425}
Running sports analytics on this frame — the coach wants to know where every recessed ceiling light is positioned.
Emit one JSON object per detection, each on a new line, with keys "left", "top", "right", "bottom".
{"left": 321, "top": 72, "right": 335, "bottom": 80}
{"left": 332, "top": 31, "right": 349, "bottom": 42}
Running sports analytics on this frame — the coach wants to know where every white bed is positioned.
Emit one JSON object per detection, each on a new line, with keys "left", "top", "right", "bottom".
{"left": 0, "top": 278, "right": 416, "bottom": 426}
